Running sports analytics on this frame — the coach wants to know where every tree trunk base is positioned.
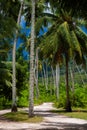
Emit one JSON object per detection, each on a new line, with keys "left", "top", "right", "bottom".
{"left": 65, "top": 101, "right": 72, "bottom": 112}
{"left": 11, "top": 104, "right": 17, "bottom": 112}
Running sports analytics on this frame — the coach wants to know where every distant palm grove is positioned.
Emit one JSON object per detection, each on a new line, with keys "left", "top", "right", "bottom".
{"left": 0, "top": 0, "right": 87, "bottom": 117}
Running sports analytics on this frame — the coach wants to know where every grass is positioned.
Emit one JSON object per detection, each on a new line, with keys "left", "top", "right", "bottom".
{"left": 63, "top": 112, "right": 87, "bottom": 120}
{"left": 50, "top": 109, "right": 87, "bottom": 120}
{"left": 1, "top": 111, "right": 43, "bottom": 123}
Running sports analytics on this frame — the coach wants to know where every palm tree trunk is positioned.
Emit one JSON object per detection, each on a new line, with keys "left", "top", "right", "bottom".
{"left": 35, "top": 47, "right": 39, "bottom": 98}
{"left": 41, "top": 69, "right": 44, "bottom": 85}
{"left": 56, "top": 63, "right": 60, "bottom": 99}
{"left": 51, "top": 65, "right": 56, "bottom": 94}
{"left": 29, "top": 0, "right": 35, "bottom": 117}
{"left": 65, "top": 55, "right": 72, "bottom": 112}
{"left": 12, "top": 0, "right": 24, "bottom": 112}
{"left": 46, "top": 60, "right": 48, "bottom": 89}
{"left": 43, "top": 61, "right": 48, "bottom": 90}
{"left": 70, "top": 63, "right": 75, "bottom": 106}
{"left": 12, "top": 36, "right": 17, "bottom": 112}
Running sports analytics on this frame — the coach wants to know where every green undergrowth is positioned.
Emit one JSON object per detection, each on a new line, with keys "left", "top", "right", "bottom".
{"left": 64, "top": 112, "right": 87, "bottom": 120}
{"left": 54, "top": 83, "right": 87, "bottom": 109}
{"left": 2, "top": 111, "right": 43, "bottom": 123}
{"left": 34, "top": 84, "right": 56, "bottom": 105}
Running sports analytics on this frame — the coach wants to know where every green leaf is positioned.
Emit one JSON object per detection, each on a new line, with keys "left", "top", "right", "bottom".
{"left": 71, "top": 31, "right": 82, "bottom": 57}
{"left": 58, "top": 22, "right": 71, "bottom": 49}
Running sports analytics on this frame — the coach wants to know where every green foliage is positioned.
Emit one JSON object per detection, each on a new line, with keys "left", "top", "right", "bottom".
{"left": 17, "top": 86, "right": 28, "bottom": 107}
{"left": 40, "top": 11, "right": 87, "bottom": 67}
{"left": 72, "top": 85, "right": 87, "bottom": 108}
{"left": 71, "top": 31, "right": 82, "bottom": 57}
{"left": 56, "top": 83, "right": 87, "bottom": 109}
{"left": 0, "top": 62, "right": 12, "bottom": 102}
{"left": 0, "top": 45, "right": 29, "bottom": 109}
{"left": 34, "top": 84, "right": 56, "bottom": 105}
{"left": 58, "top": 22, "right": 71, "bottom": 49}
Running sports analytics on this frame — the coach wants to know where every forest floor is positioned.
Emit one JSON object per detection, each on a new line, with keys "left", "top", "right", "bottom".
{"left": 0, "top": 102, "right": 87, "bottom": 130}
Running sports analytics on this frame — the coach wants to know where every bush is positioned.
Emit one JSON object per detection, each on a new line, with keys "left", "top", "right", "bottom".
{"left": 72, "top": 86, "right": 87, "bottom": 108}
{"left": 56, "top": 83, "right": 87, "bottom": 109}
{"left": 17, "top": 89, "right": 28, "bottom": 107}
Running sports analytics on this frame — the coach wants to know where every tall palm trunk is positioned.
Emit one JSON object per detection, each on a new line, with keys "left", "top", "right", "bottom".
{"left": 69, "top": 64, "right": 75, "bottom": 105}
{"left": 29, "top": 0, "right": 35, "bottom": 117}
{"left": 35, "top": 47, "right": 39, "bottom": 98}
{"left": 12, "top": 0, "right": 24, "bottom": 112}
{"left": 65, "top": 55, "right": 72, "bottom": 112}
{"left": 51, "top": 65, "right": 56, "bottom": 94}
{"left": 41, "top": 68, "right": 44, "bottom": 85}
{"left": 56, "top": 63, "right": 60, "bottom": 99}
{"left": 46, "top": 60, "right": 48, "bottom": 89}
{"left": 43, "top": 61, "right": 48, "bottom": 90}
{"left": 69, "top": 65, "right": 74, "bottom": 93}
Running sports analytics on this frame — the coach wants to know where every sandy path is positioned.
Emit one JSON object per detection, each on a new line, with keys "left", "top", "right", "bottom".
{"left": 0, "top": 102, "right": 87, "bottom": 130}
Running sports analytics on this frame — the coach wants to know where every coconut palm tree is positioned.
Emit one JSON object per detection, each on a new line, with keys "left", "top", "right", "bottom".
{"left": 24, "top": 0, "right": 49, "bottom": 116}
{"left": 39, "top": 10, "right": 87, "bottom": 112}
{"left": 12, "top": 0, "right": 24, "bottom": 112}
{"left": 29, "top": 0, "right": 35, "bottom": 117}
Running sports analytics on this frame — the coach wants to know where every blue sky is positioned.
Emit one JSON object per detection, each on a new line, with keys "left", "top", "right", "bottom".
{"left": 17, "top": 16, "right": 48, "bottom": 48}
{"left": 17, "top": 16, "right": 30, "bottom": 48}
{"left": 81, "top": 26, "right": 87, "bottom": 34}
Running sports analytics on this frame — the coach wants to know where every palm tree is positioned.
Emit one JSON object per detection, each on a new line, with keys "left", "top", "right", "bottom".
{"left": 40, "top": 11, "right": 87, "bottom": 112}
{"left": 29, "top": 0, "right": 35, "bottom": 117}
{"left": 24, "top": 0, "right": 48, "bottom": 116}
{"left": 12, "top": 0, "right": 24, "bottom": 112}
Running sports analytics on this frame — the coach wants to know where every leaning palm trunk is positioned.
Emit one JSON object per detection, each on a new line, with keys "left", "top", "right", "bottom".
{"left": 29, "top": 0, "right": 35, "bottom": 117}
{"left": 12, "top": 0, "right": 24, "bottom": 112}
{"left": 65, "top": 55, "right": 72, "bottom": 112}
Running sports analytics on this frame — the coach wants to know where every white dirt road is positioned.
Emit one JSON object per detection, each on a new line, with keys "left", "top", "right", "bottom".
{"left": 0, "top": 102, "right": 87, "bottom": 130}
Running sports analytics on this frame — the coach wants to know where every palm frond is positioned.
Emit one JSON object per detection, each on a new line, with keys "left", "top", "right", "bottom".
{"left": 40, "top": 31, "right": 58, "bottom": 58}
{"left": 0, "top": 68, "right": 12, "bottom": 77}
{"left": 75, "top": 18, "right": 87, "bottom": 27}
{"left": 5, "top": 80, "right": 12, "bottom": 87}
{"left": 0, "top": 50, "right": 7, "bottom": 53}
{"left": 58, "top": 22, "right": 71, "bottom": 49}
{"left": 71, "top": 31, "right": 82, "bottom": 57}
{"left": 42, "top": 12, "right": 58, "bottom": 20}
{"left": 75, "top": 26, "right": 87, "bottom": 42}
{"left": 35, "top": 16, "right": 52, "bottom": 35}
{"left": 75, "top": 26, "right": 87, "bottom": 53}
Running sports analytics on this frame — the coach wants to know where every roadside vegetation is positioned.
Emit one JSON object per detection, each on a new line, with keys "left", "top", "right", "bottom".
{"left": 51, "top": 109, "right": 87, "bottom": 120}
{"left": 1, "top": 111, "right": 43, "bottom": 122}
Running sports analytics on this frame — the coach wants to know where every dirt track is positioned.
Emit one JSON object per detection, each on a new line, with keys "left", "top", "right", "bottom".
{"left": 0, "top": 102, "right": 87, "bottom": 130}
